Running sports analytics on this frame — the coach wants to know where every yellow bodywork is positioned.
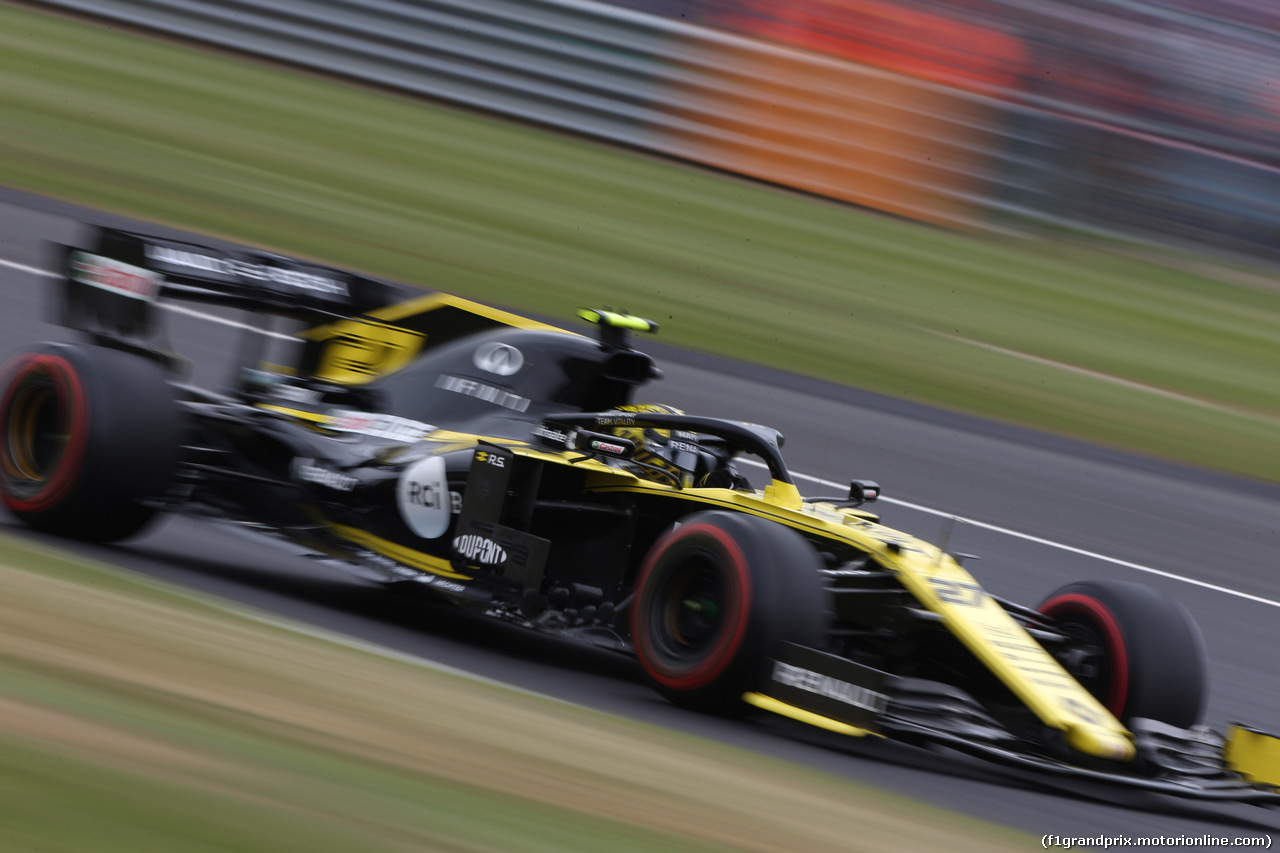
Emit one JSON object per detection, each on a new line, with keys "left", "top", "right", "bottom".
{"left": 887, "top": 545, "right": 1134, "bottom": 760}
{"left": 590, "top": 469, "right": 1136, "bottom": 762}
{"left": 299, "top": 292, "right": 569, "bottom": 385}
{"left": 264, "top": 290, "right": 1136, "bottom": 762}
{"left": 743, "top": 692, "right": 882, "bottom": 738}
{"left": 308, "top": 320, "right": 424, "bottom": 385}
{"left": 1225, "top": 725, "right": 1280, "bottom": 788}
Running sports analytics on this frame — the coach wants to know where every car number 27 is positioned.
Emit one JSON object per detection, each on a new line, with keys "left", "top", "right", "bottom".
{"left": 928, "top": 578, "right": 987, "bottom": 607}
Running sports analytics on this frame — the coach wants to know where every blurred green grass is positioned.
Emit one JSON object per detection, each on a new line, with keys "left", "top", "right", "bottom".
{"left": 1, "top": 3, "right": 1278, "bottom": 481}
{"left": 0, "top": 532, "right": 1032, "bottom": 853}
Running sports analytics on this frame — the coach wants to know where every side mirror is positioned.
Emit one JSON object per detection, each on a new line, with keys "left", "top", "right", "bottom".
{"left": 849, "top": 480, "right": 881, "bottom": 506}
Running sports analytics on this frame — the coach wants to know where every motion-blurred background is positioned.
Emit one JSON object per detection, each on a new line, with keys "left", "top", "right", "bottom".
{"left": 10, "top": 0, "right": 1278, "bottom": 485}
{"left": 3, "top": 4, "right": 1280, "bottom": 850}
{"left": 611, "top": 0, "right": 1280, "bottom": 252}
{"left": 37, "top": 0, "right": 1280, "bottom": 257}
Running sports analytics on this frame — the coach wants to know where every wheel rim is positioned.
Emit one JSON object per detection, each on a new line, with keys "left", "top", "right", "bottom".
{"left": 653, "top": 551, "right": 726, "bottom": 659}
{"left": 1, "top": 355, "right": 88, "bottom": 511}
{"left": 635, "top": 522, "right": 753, "bottom": 692}
{"left": 5, "top": 382, "right": 65, "bottom": 481}
{"left": 1053, "top": 620, "right": 1111, "bottom": 702}
{"left": 1041, "top": 594, "right": 1129, "bottom": 718}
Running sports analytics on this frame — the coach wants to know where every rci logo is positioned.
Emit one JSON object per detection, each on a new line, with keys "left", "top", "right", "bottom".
{"left": 397, "top": 455, "right": 449, "bottom": 538}
{"left": 405, "top": 479, "right": 442, "bottom": 508}
{"left": 454, "top": 534, "right": 508, "bottom": 565}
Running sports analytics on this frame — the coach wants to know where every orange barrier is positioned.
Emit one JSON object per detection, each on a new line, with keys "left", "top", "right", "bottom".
{"left": 717, "top": 0, "right": 1027, "bottom": 95}
{"left": 668, "top": 35, "right": 1007, "bottom": 228}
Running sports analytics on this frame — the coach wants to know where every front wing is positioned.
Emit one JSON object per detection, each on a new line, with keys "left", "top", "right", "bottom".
{"left": 746, "top": 643, "right": 1280, "bottom": 806}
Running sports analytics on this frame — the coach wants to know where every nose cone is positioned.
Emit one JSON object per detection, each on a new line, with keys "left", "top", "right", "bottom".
{"left": 1066, "top": 723, "right": 1136, "bottom": 761}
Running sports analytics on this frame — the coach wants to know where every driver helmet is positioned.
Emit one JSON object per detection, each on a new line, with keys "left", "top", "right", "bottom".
{"left": 609, "top": 403, "right": 702, "bottom": 487}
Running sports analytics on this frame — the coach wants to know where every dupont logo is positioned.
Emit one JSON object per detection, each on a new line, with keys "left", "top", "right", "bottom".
{"left": 453, "top": 534, "right": 508, "bottom": 565}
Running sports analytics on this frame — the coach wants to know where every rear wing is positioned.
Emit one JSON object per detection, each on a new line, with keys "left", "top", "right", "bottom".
{"left": 58, "top": 226, "right": 562, "bottom": 384}
{"left": 63, "top": 227, "right": 398, "bottom": 331}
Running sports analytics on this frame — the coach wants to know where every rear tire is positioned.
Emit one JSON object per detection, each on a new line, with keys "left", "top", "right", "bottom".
{"left": 1, "top": 344, "right": 180, "bottom": 541}
{"left": 1038, "top": 579, "right": 1207, "bottom": 727}
{"left": 631, "top": 510, "right": 826, "bottom": 714}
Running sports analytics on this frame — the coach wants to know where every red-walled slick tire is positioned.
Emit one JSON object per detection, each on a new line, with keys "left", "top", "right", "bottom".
{"left": 631, "top": 510, "right": 826, "bottom": 714}
{"left": 0, "top": 344, "right": 180, "bottom": 542}
{"left": 1038, "top": 579, "right": 1207, "bottom": 728}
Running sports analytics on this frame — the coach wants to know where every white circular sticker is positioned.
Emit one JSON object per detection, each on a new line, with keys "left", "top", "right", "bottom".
{"left": 473, "top": 342, "right": 524, "bottom": 376}
{"left": 397, "top": 455, "right": 450, "bottom": 538}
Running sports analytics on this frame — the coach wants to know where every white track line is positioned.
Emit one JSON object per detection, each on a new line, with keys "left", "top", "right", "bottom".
{"left": 7, "top": 256, "right": 1278, "bottom": 609}
{"left": 932, "top": 330, "right": 1277, "bottom": 425}
{"left": 741, "top": 459, "right": 1280, "bottom": 609}
{"left": 159, "top": 301, "right": 296, "bottom": 342}
{"left": 0, "top": 258, "right": 54, "bottom": 279}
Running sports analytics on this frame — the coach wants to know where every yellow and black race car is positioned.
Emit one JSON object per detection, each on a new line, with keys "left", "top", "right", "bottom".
{"left": 5, "top": 226, "right": 1280, "bottom": 805}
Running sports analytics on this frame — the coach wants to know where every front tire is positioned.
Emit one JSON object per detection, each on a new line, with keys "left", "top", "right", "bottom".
{"left": 1, "top": 344, "right": 180, "bottom": 541}
{"left": 1038, "top": 579, "right": 1208, "bottom": 728}
{"left": 631, "top": 510, "right": 826, "bottom": 714}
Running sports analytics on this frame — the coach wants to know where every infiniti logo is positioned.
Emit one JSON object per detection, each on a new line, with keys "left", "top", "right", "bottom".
{"left": 473, "top": 342, "right": 524, "bottom": 376}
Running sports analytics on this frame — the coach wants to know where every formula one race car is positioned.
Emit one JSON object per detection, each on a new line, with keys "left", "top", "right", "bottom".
{"left": 4, "top": 226, "right": 1280, "bottom": 805}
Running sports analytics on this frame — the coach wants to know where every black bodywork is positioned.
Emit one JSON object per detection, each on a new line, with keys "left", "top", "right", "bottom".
{"left": 6, "top": 226, "right": 1280, "bottom": 808}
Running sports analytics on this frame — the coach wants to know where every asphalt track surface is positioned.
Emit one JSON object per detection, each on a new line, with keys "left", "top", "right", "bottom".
{"left": 3, "top": 187, "right": 1280, "bottom": 847}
